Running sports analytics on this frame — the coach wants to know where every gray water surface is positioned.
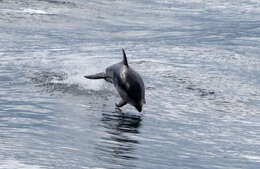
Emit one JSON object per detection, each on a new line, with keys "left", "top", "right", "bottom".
{"left": 0, "top": 0, "right": 260, "bottom": 168}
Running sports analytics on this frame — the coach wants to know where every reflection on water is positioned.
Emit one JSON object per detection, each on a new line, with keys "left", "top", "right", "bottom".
{"left": 96, "top": 110, "right": 142, "bottom": 169}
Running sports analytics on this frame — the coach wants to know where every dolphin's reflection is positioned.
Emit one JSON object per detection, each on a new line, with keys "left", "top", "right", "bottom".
{"left": 96, "top": 110, "right": 142, "bottom": 168}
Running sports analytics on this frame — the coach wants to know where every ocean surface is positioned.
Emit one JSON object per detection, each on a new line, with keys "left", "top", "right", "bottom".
{"left": 0, "top": 0, "right": 260, "bottom": 168}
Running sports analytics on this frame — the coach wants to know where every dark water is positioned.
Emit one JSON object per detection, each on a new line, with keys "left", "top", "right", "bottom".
{"left": 0, "top": 0, "right": 260, "bottom": 168}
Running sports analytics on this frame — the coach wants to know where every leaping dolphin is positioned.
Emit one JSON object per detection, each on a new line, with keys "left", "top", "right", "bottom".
{"left": 84, "top": 49, "right": 146, "bottom": 112}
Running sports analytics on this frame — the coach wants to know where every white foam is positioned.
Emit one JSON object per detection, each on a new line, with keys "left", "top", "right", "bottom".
{"left": 0, "top": 159, "right": 44, "bottom": 169}
{"left": 0, "top": 8, "right": 50, "bottom": 15}
{"left": 64, "top": 73, "right": 106, "bottom": 91}
{"left": 22, "top": 8, "right": 48, "bottom": 15}
{"left": 241, "top": 155, "right": 260, "bottom": 162}
{"left": 59, "top": 54, "right": 111, "bottom": 91}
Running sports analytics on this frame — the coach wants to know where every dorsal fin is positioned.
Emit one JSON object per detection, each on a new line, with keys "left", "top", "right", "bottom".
{"left": 122, "top": 48, "right": 128, "bottom": 67}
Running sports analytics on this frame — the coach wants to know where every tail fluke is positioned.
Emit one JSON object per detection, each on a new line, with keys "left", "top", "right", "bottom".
{"left": 84, "top": 72, "right": 107, "bottom": 79}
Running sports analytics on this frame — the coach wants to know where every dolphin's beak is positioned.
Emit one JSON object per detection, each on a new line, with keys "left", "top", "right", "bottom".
{"left": 136, "top": 105, "right": 142, "bottom": 112}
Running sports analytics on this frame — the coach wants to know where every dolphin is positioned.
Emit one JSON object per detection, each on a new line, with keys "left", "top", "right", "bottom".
{"left": 84, "top": 49, "right": 146, "bottom": 112}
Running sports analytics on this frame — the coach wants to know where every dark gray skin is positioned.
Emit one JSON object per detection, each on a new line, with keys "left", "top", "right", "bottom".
{"left": 84, "top": 49, "right": 145, "bottom": 112}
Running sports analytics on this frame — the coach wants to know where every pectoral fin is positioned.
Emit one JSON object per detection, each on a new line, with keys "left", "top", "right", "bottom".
{"left": 115, "top": 100, "right": 127, "bottom": 108}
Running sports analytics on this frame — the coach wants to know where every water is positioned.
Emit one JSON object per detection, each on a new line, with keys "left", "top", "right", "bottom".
{"left": 0, "top": 0, "right": 260, "bottom": 168}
